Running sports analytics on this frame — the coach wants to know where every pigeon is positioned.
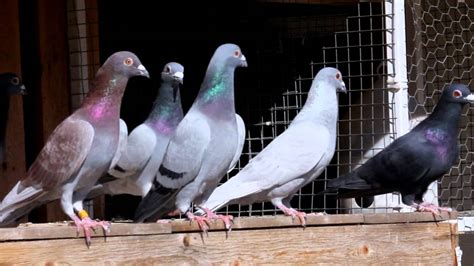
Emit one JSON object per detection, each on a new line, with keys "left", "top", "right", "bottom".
{"left": 199, "top": 67, "right": 346, "bottom": 226}
{"left": 319, "top": 83, "right": 473, "bottom": 215}
{"left": 227, "top": 113, "right": 246, "bottom": 173}
{"left": 134, "top": 43, "right": 247, "bottom": 231}
{"left": 0, "top": 51, "right": 149, "bottom": 246}
{"left": 0, "top": 73, "right": 26, "bottom": 163}
{"left": 87, "top": 62, "right": 184, "bottom": 199}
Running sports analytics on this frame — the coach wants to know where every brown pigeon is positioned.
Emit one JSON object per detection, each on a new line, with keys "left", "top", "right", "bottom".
{"left": 0, "top": 51, "right": 149, "bottom": 247}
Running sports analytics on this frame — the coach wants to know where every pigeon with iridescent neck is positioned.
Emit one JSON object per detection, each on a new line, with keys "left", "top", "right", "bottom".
{"left": 134, "top": 44, "right": 247, "bottom": 232}
{"left": 0, "top": 51, "right": 149, "bottom": 247}
{"left": 319, "top": 84, "right": 472, "bottom": 215}
{"left": 199, "top": 67, "right": 346, "bottom": 226}
{"left": 87, "top": 62, "right": 184, "bottom": 199}
{"left": 0, "top": 73, "right": 26, "bottom": 164}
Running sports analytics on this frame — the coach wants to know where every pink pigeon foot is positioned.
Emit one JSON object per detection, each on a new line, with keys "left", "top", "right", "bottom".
{"left": 277, "top": 205, "right": 307, "bottom": 227}
{"left": 186, "top": 212, "right": 211, "bottom": 234}
{"left": 413, "top": 202, "right": 453, "bottom": 215}
{"left": 71, "top": 216, "right": 110, "bottom": 247}
{"left": 200, "top": 207, "right": 234, "bottom": 231}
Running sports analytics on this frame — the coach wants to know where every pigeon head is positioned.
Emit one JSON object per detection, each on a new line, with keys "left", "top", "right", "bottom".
{"left": 161, "top": 62, "right": 184, "bottom": 85}
{"left": 161, "top": 62, "right": 184, "bottom": 102}
{"left": 103, "top": 51, "right": 150, "bottom": 79}
{"left": 0, "top": 73, "right": 26, "bottom": 96}
{"left": 314, "top": 67, "right": 346, "bottom": 93}
{"left": 214, "top": 43, "right": 248, "bottom": 68}
{"left": 441, "top": 83, "right": 473, "bottom": 105}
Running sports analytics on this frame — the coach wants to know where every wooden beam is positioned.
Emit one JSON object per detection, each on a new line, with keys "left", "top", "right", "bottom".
{"left": 34, "top": 0, "right": 71, "bottom": 222}
{"left": 0, "top": 222, "right": 171, "bottom": 241}
{"left": 0, "top": 0, "right": 27, "bottom": 199}
{"left": 0, "top": 212, "right": 456, "bottom": 240}
{"left": 0, "top": 221, "right": 457, "bottom": 264}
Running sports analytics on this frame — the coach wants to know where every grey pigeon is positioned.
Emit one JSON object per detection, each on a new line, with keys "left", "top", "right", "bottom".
{"left": 88, "top": 62, "right": 184, "bottom": 198}
{"left": 134, "top": 44, "right": 247, "bottom": 231}
{"left": 200, "top": 67, "right": 346, "bottom": 226}
{"left": 227, "top": 114, "right": 246, "bottom": 173}
{"left": 0, "top": 73, "right": 26, "bottom": 163}
{"left": 319, "top": 83, "right": 472, "bottom": 215}
{"left": 0, "top": 51, "right": 149, "bottom": 247}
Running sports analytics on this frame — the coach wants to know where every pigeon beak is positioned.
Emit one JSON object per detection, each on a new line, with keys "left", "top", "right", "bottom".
{"left": 464, "top": 93, "right": 474, "bottom": 103}
{"left": 173, "top": 72, "right": 184, "bottom": 84}
{"left": 19, "top": 85, "right": 27, "bottom": 95}
{"left": 337, "top": 81, "right": 347, "bottom": 93}
{"left": 240, "top": 54, "right": 248, "bottom": 67}
{"left": 137, "top": 64, "right": 150, "bottom": 78}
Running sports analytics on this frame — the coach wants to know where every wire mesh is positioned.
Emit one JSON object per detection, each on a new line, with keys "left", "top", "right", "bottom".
{"left": 407, "top": 0, "right": 474, "bottom": 212}
{"left": 217, "top": 1, "right": 397, "bottom": 217}
{"left": 66, "top": 0, "right": 100, "bottom": 110}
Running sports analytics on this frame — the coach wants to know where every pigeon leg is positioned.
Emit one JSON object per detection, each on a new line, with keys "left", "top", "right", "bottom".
{"left": 186, "top": 212, "right": 211, "bottom": 234}
{"left": 276, "top": 204, "right": 307, "bottom": 227}
{"left": 412, "top": 202, "right": 453, "bottom": 215}
{"left": 75, "top": 210, "right": 111, "bottom": 247}
{"left": 199, "top": 207, "right": 234, "bottom": 231}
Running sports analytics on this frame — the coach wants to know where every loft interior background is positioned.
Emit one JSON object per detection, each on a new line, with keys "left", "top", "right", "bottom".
{"left": 97, "top": 0, "right": 362, "bottom": 219}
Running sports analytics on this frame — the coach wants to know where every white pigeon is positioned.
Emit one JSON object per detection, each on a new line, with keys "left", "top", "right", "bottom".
{"left": 199, "top": 67, "right": 346, "bottom": 226}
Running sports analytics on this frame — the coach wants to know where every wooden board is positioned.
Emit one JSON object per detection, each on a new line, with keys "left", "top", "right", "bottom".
{"left": 0, "top": 222, "right": 171, "bottom": 241}
{"left": 35, "top": 0, "right": 72, "bottom": 222}
{"left": 0, "top": 222, "right": 456, "bottom": 264}
{"left": 0, "top": 0, "right": 27, "bottom": 199}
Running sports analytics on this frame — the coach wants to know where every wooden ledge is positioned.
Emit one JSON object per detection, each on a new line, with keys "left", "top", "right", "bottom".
{"left": 0, "top": 211, "right": 457, "bottom": 241}
{"left": 0, "top": 212, "right": 459, "bottom": 264}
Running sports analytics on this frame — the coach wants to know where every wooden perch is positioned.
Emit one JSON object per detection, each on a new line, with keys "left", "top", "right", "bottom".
{"left": 0, "top": 212, "right": 459, "bottom": 264}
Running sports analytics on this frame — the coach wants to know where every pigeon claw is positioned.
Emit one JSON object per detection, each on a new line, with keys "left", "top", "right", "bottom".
{"left": 413, "top": 202, "right": 453, "bottom": 216}
{"left": 72, "top": 217, "right": 111, "bottom": 247}
{"left": 277, "top": 205, "right": 307, "bottom": 227}
{"left": 187, "top": 212, "right": 210, "bottom": 235}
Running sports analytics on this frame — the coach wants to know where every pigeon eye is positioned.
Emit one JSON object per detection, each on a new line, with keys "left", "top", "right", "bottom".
{"left": 335, "top": 73, "right": 341, "bottom": 80}
{"left": 452, "top": 89, "right": 462, "bottom": 98}
{"left": 234, "top": 50, "right": 241, "bottom": 58}
{"left": 164, "top": 66, "right": 171, "bottom": 73}
{"left": 11, "top": 77, "right": 19, "bottom": 85}
{"left": 124, "top": 58, "right": 134, "bottom": 66}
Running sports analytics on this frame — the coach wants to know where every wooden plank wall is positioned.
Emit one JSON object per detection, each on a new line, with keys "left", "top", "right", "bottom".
{"left": 0, "top": 213, "right": 459, "bottom": 264}
{"left": 0, "top": 0, "right": 27, "bottom": 200}
{"left": 31, "top": 0, "right": 72, "bottom": 222}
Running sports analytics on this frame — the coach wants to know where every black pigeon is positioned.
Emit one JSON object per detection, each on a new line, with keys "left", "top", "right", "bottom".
{"left": 321, "top": 83, "right": 473, "bottom": 214}
{"left": 0, "top": 73, "right": 26, "bottom": 163}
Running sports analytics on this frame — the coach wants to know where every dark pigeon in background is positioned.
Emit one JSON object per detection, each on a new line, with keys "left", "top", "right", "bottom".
{"left": 134, "top": 44, "right": 247, "bottom": 232}
{"left": 0, "top": 52, "right": 149, "bottom": 247}
{"left": 0, "top": 73, "right": 26, "bottom": 164}
{"left": 320, "top": 83, "right": 473, "bottom": 214}
{"left": 87, "top": 62, "right": 184, "bottom": 199}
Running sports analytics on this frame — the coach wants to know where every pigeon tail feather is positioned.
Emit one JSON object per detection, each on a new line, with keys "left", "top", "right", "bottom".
{"left": 0, "top": 182, "right": 45, "bottom": 225}
{"left": 134, "top": 184, "right": 178, "bottom": 222}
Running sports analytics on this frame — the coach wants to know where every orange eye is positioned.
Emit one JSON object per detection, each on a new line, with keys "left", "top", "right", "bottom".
{"left": 452, "top": 89, "right": 462, "bottom": 98}
{"left": 11, "top": 77, "right": 19, "bottom": 85}
{"left": 335, "top": 72, "right": 341, "bottom": 80}
{"left": 234, "top": 50, "right": 241, "bottom": 57}
{"left": 124, "top": 58, "right": 134, "bottom": 66}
